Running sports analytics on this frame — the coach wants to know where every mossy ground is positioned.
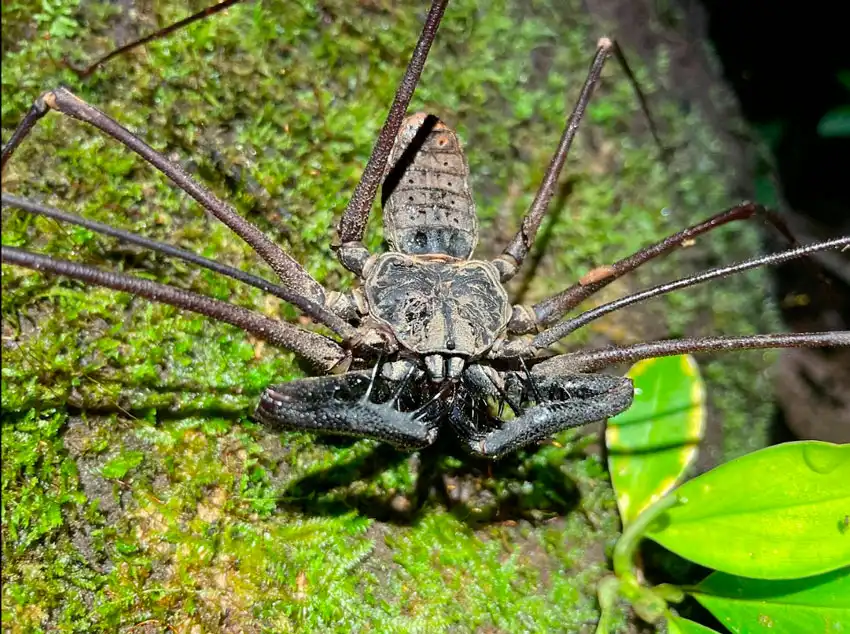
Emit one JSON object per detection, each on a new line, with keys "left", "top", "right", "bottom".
{"left": 2, "top": 1, "right": 780, "bottom": 631}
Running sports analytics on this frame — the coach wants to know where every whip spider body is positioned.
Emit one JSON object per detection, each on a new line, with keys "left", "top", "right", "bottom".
{"left": 3, "top": 0, "right": 848, "bottom": 458}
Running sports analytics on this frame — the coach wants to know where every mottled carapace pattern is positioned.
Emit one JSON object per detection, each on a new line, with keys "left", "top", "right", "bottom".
{"left": 364, "top": 253, "right": 510, "bottom": 357}
{"left": 381, "top": 113, "right": 478, "bottom": 258}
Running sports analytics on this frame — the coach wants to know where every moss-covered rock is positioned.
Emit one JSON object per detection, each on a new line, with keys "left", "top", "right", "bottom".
{"left": 2, "top": 0, "right": 779, "bottom": 630}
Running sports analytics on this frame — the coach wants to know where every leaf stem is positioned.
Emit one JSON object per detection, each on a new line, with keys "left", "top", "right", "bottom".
{"left": 613, "top": 492, "right": 679, "bottom": 581}
{"left": 612, "top": 493, "right": 681, "bottom": 623}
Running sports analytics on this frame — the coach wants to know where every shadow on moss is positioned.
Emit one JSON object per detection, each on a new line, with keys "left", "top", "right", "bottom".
{"left": 281, "top": 436, "right": 585, "bottom": 526}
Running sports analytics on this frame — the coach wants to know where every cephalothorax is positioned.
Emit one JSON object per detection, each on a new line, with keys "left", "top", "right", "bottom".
{"left": 2, "top": 0, "right": 848, "bottom": 458}
{"left": 363, "top": 252, "right": 511, "bottom": 367}
{"left": 362, "top": 113, "right": 511, "bottom": 381}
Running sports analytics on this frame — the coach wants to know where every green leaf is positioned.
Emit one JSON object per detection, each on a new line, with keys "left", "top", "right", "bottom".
{"left": 100, "top": 451, "right": 145, "bottom": 479}
{"left": 817, "top": 105, "right": 850, "bottom": 137}
{"left": 690, "top": 567, "right": 850, "bottom": 634}
{"left": 646, "top": 442, "right": 850, "bottom": 579}
{"left": 606, "top": 355, "right": 705, "bottom": 523}
{"left": 667, "top": 615, "right": 721, "bottom": 634}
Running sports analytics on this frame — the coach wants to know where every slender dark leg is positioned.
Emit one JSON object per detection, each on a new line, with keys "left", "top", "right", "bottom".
{"left": 515, "top": 202, "right": 798, "bottom": 332}
{"left": 67, "top": 0, "right": 243, "bottom": 77}
{"left": 609, "top": 40, "right": 666, "bottom": 158}
{"left": 450, "top": 371, "right": 634, "bottom": 459}
{"left": 492, "top": 38, "right": 613, "bottom": 282}
{"left": 1, "top": 246, "right": 349, "bottom": 373}
{"left": 1, "top": 194, "right": 357, "bottom": 340}
{"left": 531, "top": 332, "right": 850, "bottom": 375}
{"left": 256, "top": 372, "right": 441, "bottom": 450}
{"left": 1, "top": 87, "right": 327, "bottom": 304}
{"left": 495, "top": 38, "right": 670, "bottom": 284}
{"left": 335, "top": 0, "right": 449, "bottom": 276}
{"left": 528, "top": 236, "right": 850, "bottom": 349}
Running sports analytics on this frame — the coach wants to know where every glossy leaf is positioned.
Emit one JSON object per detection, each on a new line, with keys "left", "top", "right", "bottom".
{"left": 646, "top": 442, "right": 850, "bottom": 579}
{"left": 818, "top": 105, "right": 850, "bottom": 137}
{"left": 606, "top": 355, "right": 705, "bottom": 523}
{"left": 690, "top": 567, "right": 850, "bottom": 634}
{"left": 667, "top": 615, "right": 721, "bottom": 634}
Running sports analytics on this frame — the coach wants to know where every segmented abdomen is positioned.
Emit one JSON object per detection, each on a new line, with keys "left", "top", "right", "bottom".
{"left": 381, "top": 113, "right": 478, "bottom": 259}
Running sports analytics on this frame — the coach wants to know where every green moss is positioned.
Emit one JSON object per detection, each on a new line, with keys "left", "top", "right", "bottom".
{"left": 3, "top": 0, "right": 780, "bottom": 630}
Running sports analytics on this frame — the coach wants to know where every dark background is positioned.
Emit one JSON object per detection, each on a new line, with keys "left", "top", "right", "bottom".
{"left": 703, "top": 0, "right": 850, "bottom": 442}
{"left": 588, "top": 0, "right": 850, "bottom": 442}
{"left": 612, "top": 2, "right": 849, "bottom": 623}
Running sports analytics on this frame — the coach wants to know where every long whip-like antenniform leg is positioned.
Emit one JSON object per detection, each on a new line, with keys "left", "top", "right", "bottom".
{"left": 0, "top": 194, "right": 357, "bottom": 341}
{"left": 1, "top": 87, "right": 327, "bottom": 305}
{"left": 522, "top": 202, "right": 798, "bottom": 331}
{"left": 1, "top": 246, "right": 348, "bottom": 373}
{"left": 532, "top": 332, "right": 850, "bottom": 375}
{"left": 609, "top": 40, "right": 665, "bottom": 157}
{"left": 67, "top": 0, "right": 243, "bottom": 77}
{"left": 336, "top": 0, "right": 449, "bottom": 276}
{"left": 529, "top": 236, "right": 850, "bottom": 349}
{"left": 493, "top": 38, "right": 613, "bottom": 282}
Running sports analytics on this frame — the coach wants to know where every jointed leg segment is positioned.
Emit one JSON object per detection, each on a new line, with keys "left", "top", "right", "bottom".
{"left": 528, "top": 202, "right": 799, "bottom": 329}
{"left": 1, "top": 246, "right": 349, "bottom": 372}
{"left": 493, "top": 36, "right": 674, "bottom": 283}
{"left": 532, "top": 332, "right": 850, "bottom": 374}
{"left": 2, "top": 87, "right": 329, "bottom": 307}
{"left": 336, "top": 0, "right": 450, "bottom": 276}
{"left": 0, "top": 194, "right": 358, "bottom": 341}
{"left": 498, "top": 235, "right": 850, "bottom": 356}
{"left": 66, "top": 0, "right": 243, "bottom": 78}
{"left": 493, "top": 38, "right": 614, "bottom": 282}
{"left": 530, "top": 235, "right": 850, "bottom": 348}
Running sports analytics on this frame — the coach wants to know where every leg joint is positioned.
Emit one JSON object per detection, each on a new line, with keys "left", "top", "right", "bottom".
{"left": 335, "top": 241, "right": 372, "bottom": 277}
{"left": 492, "top": 255, "right": 519, "bottom": 282}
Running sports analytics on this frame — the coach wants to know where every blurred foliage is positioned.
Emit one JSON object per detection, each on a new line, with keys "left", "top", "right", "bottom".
{"left": 817, "top": 70, "right": 850, "bottom": 138}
